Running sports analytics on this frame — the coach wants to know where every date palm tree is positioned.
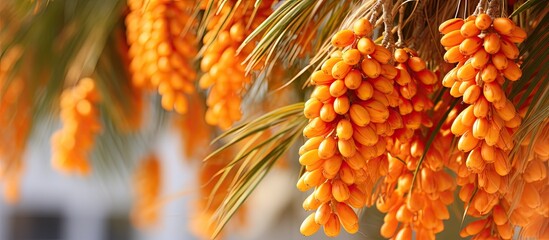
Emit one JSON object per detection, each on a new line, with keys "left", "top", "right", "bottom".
{"left": 0, "top": 0, "right": 547, "bottom": 239}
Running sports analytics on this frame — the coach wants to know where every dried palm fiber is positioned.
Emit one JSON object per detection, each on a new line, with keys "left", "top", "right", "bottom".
{"left": 0, "top": 47, "right": 30, "bottom": 203}
{"left": 51, "top": 78, "right": 101, "bottom": 175}
{"left": 190, "top": 149, "right": 247, "bottom": 239}
{"left": 175, "top": 92, "right": 212, "bottom": 160}
{"left": 131, "top": 154, "right": 163, "bottom": 229}
{"left": 439, "top": 10, "right": 527, "bottom": 239}
{"left": 199, "top": 0, "right": 275, "bottom": 130}
{"left": 299, "top": 18, "right": 405, "bottom": 237}
{"left": 126, "top": 0, "right": 197, "bottom": 114}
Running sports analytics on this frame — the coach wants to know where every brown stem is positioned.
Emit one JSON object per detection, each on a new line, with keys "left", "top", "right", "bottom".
{"left": 474, "top": 0, "right": 489, "bottom": 15}
{"left": 396, "top": 3, "right": 405, "bottom": 48}
{"left": 486, "top": 0, "right": 501, "bottom": 18}
{"left": 381, "top": 0, "right": 394, "bottom": 52}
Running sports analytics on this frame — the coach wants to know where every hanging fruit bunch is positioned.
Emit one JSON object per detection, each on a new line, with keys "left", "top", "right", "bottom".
{"left": 299, "top": 18, "right": 399, "bottom": 237}
{"left": 0, "top": 47, "right": 31, "bottom": 203}
{"left": 438, "top": 2, "right": 535, "bottom": 238}
{"left": 51, "top": 78, "right": 102, "bottom": 175}
{"left": 126, "top": 0, "right": 197, "bottom": 114}
{"left": 131, "top": 154, "right": 163, "bottom": 229}
{"left": 199, "top": 0, "right": 275, "bottom": 130}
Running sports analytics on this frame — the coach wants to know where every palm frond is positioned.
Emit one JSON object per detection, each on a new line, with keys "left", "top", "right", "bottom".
{"left": 204, "top": 103, "right": 306, "bottom": 238}
{"left": 510, "top": 11, "right": 549, "bottom": 150}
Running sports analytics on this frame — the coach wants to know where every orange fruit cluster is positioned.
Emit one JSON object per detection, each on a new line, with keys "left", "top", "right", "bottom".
{"left": 497, "top": 101, "right": 549, "bottom": 239}
{"left": 0, "top": 47, "right": 29, "bottom": 203}
{"left": 175, "top": 93, "right": 211, "bottom": 160}
{"left": 199, "top": 0, "right": 274, "bottom": 130}
{"left": 126, "top": 0, "right": 197, "bottom": 114}
{"left": 440, "top": 14, "right": 528, "bottom": 239}
{"left": 131, "top": 155, "right": 162, "bottom": 229}
{"left": 298, "top": 18, "right": 406, "bottom": 237}
{"left": 51, "top": 78, "right": 101, "bottom": 175}
{"left": 190, "top": 150, "right": 247, "bottom": 239}
{"left": 379, "top": 94, "right": 457, "bottom": 240}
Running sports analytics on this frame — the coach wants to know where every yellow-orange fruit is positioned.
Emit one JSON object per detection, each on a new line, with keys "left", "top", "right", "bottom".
{"left": 380, "top": 214, "right": 399, "bottom": 238}
{"left": 338, "top": 138, "right": 356, "bottom": 158}
{"left": 395, "top": 226, "right": 412, "bottom": 240}
{"left": 304, "top": 98, "right": 322, "bottom": 118}
{"left": 492, "top": 205, "right": 508, "bottom": 225}
{"left": 475, "top": 13, "right": 492, "bottom": 30}
{"left": 441, "top": 30, "right": 465, "bottom": 47}
{"left": 318, "top": 137, "right": 337, "bottom": 159}
{"left": 457, "top": 61, "right": 478, "bottom": 81}
{"left": 502, "top": 61, "right": 522, "bottom": 81}
{"left": 300, "top": 136, "right": 323, "bottom": 155}
{"left": 394, "top": 49, "right": 409, "bottom": 63}
{"left": 495, "top": 99, "right": 517, "bottom": 121}
{"left": 329, "top": 79, "right": 347, "bottom": 97}
{"left": 442, "top": 68, "right": 457, "bottom": 87}
{"left": 363, "top": 100, "right": 389, "bottom": 123}
{"left": 353, "top": 18, "right": 373, "bottom": 36}
{"left": 353, "top": 125, "right": 378, "bottom": 146}
{"left": 323, "top": 156, "right": 343, "bottom": 177}
{"left": 439, "top": 18, "right": 465, "bottom": 34}
{"left": 463, "top": 84, "right": 481, "bottom": 104}
{"left": 349, "top": 104, "right": 370, "bottom": 126}
{"left": 361, "top": 58, "right": 381, "bottom": 78}
{"left": 335, "top": 202, "right": 359, "bottom": 233}
{"left": 471, "top": 48, "right": 489, "bottom": 69}
{"left": 332, "top": 30, "right": 355, "bottom": 48}
{"left": 370, "top": 45, "right": 392, "bottom": 64}
{"left": 458, "top": 130, "right": 479, "bottom": 152}
{"left": 444, "top": 45, "right": 465, "bottom": 63}
{"left": 356, "top": 81, "right": 374, "bottom": 100}
{"left": 311, "top": 70, "right": 335, "bottom": 85}
{"left": 524, "top": 159, "right": 547, "bottom": 182}
{"left": 322, "top": 57, "right": 343, "bottom": 74}
{"left": 460, "top": 218, "right": 488, "bottom": 237}
{"left": 336, "top": 119, "right": 353, "bottom": 140}
{"left": 312, "top": 85, "right": 332, "bottom": 102}
{"left": 332, "top": 61, "right": 352, "bottom": 79}
{"left": 395, "top": 65, "right": 412, "bottom": 85}
{"left": 357, "top": 37, "right": 376, "bottom": 55}
{"left": 484, "top": 33, "right": 501, "bottom": 54}
{"left": 324, "top": 213, "right": 341, "bottom": 237}
{"left": 381, "top": 64, "right": 398, "bottom": 79}
{"left": 507, "top": 27, "right": 527, "bottom": 43}
{"left": 500, "top": 38, "right": 519, "bottom": 59}
{"left": 332, "top": 179, "right": 350, "bottom": 202}
{"left": 459, "top": 36, "right": 483, "bottom": 55}
{"left": 371, "top": 77, "right": 394, "bottom": 94}
{"left": 343, "top": 49, "right": 361, "bottom": 65}
{"left": 496, "top": 221, "right": 514, "bottom": 239}
{"left": 480, "top": 63, "right": 498, "bottom": 83}
{"left": 491, "top": 52, "right": 509, "bottom": 70}
{"left": 460, "top": 20, "right": 481, "bottom": 37}
{"left": 320, "top": 103, "right": 337, "bottom": 122}
{"left": 472, "top": 117, "right": 490, "bottom": 139}
{"left": 408, "top": 57, "right": 426, "bottom": 72}
{"left": 301, "top": 213, "right": 321, "bottom": 236}
{"left": 493, "top": 18, "right": 516, "bottom": 35}
{"left": 483, "top": 82, "right": 504, "bottom": 103}
{"left": 334, "top": 96, "right": 350, "bottom": 115}
{"left": 344, "top": 70, "right": 362, "bottom": 90}
{"left": 315, "top": 202, "right": 332, "bottom": 225}
{"left": 473, "top": 95, "right": 490, "bottom": 118}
